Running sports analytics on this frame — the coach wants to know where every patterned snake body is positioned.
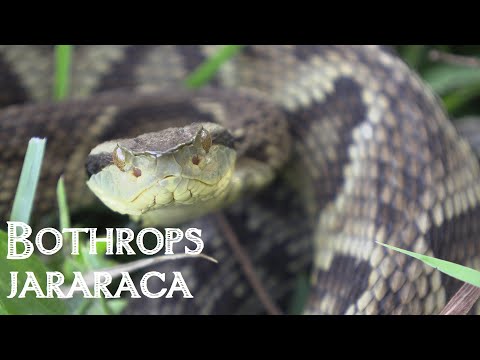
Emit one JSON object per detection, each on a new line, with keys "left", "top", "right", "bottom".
{"left": 0, "top": 45, "right": 479, "bottom": 314}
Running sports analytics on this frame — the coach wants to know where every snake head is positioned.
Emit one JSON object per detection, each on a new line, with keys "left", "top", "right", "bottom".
{"left": 85, "top": 123, "right": 236, "bottom": 225}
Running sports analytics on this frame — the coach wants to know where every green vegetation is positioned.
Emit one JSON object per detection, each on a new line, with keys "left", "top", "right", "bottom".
{"left": 377, "top": 242, "right": 480, "bottom": 288}
{"left": 0, "top": 138, "right": 66, "bottom": 314}
{"left": 185, "top": 45, "right": 244, "bottom": 88}
{"left": 10, "top": 138, "right": 46, "bottom": 224}
{"left": 54, "top": 45, "right": 72, "bottom": 101}
{"left": 396, "top": 45, "right": 480, "bottom": 116}
{"left": 56, "top": 177, "right": 71, "bottom": 233}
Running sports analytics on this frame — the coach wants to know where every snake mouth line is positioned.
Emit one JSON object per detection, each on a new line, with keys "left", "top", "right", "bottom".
{"left": 128, "top": 174, "right": 176, "bottom": 204}
{"left": 129, "top": 181, "right": 160, "bottom": 204}
{"left": 128, "top": 175, "right": 218, "bottom": 206}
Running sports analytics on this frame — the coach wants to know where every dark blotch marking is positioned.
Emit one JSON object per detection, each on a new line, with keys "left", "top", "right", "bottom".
{"left": 175, "top": 45, "right": 208, "bottom": 74}
{"left": 243, "top": 142, "right": 270, "bottom": 163}
{"left": 287, "top": 77, "right": 368, "bottom": 208}
{"left": 0, "top": 54, "right": 29, "bottom": 107}
{"left": 211, "top": 128, "right": 235, "bottom": 150}
{"left": 85, "top": 153, "right": 112, "bottom": 177}
{"left": 308, "top": 256, "right": 371, "bottom": 314}
{"left": 93, "top": 46, "right": 155, "bottom": 93}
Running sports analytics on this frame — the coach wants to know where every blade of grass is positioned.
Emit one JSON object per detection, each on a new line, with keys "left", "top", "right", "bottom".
{"left": 10, "top": 138, "right": 46, "bottom": 224}
{"left": 54, "top": 45, "right": 72, "bottom": 101}
{"left": 0, "top": 307, "right": 7, "bottom": 315}
{"left": 56, "top": 176, "right": 71, "bottom": 257}
{"left": 376, "top": 242, "right": 480, "bottom": 288}
{"left": 288, "top": 273, "right": 310, "bottom": 315}
{"left": 56, "top": 176, "right": 71, "bottom": 230}
{"left": 423, "top": 64, "right": 480, "bottom": 96}
{"left": 0, "top": 295, "right": 7, "bottom": 314}
{"left": 2, "top": 138, "right": 67, "bottom": 314}
{"left": 83, "top": 298, "right": 125, "bottom": 315}
{"left": 400, "top": 45, "right": 426, "bottom": 70}
{"left": 185, "top": 45, "right": 244, "bottom": 89}
{"left": 71, "top": 297, "right": 94, "bottom": 315}
{"left": 442, "top": 82, "right": 480, "bottom": 114}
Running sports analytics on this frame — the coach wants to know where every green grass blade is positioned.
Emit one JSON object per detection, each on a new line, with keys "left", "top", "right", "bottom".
{"left": 54, "top": 45, "right": 72, "bottom": 101}
{"left": 423, "top": 65, "right": 480, "bottom": 96}
{"left": 2, "top": 138, "right": 67, "bottom": 314}
{"left": 440, "top": 81, "right": 480, "bottom": 114}
{"left": 0, "top": 296, "right": 7, "bottom": 314}
{"left": 376, "top": 242, "right": 480, "bottom": 288}
{"left": 56, "top": 176, "right": 72, "bottom": 257}
{"left": 56, "top": 176, "right": 71, "bottom": 231}
{"left": 400, "top": 45, "right": 426, "bottom": 70}
{"left": 185, "top": 45, "right": 244, "bottom": 89}
{"left": 288, "top": 273, "right": 310, "bottom": 315}
{"left": 10, "top": 138, "right": 47, "bottom": 224}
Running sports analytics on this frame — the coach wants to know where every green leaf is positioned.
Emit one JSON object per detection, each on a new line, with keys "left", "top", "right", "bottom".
{"left": 10, "top": 138, "right": 47, "bottom": 224}
{"left": 54, "top": 45, "right": 73, "bottom": 101}
{"left": 79, "top": 241, "right": 117, "bottom": 271}
{"left": 56, "top": 176, "right": 71, "bottom": 230}
{"left": 104, "top": 299, "right": 128, "bottom": 314}
{"left": 423, "top": 65, "right": 480, "bottom": 96}
{"left": 84, "top": 298, "right": 127, "bottom": 315}
{"left": 400, "top": 45, "right": 426, "bottom": 70}
{"left": 185, "top": 45, "right": 244, "bottom": 89}
{"left": 56, "top": 176, "right": 71, "bottom": 254}
{"left": 288, "top": 273, "right": 310, "bottom": 315}
{"left": 0, "top": 296, "right": 8, "bottom": 314}
{"left": 441, "top": 82, "right": 480, "bottom": 114}
{"left": 0, "top": 230, "right": 67, "bottom": 314}
{"left": 376, "top": 242, "right": 480, "bottom": 288}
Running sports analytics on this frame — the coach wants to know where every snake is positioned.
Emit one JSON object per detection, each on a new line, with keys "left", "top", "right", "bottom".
{"left": 0, "top": 45, "right": 479, "bottom": 315}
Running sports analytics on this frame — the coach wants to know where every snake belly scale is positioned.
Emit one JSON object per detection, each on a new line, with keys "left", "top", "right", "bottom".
{"left": 0, "top": 45, "right": 479, "bottom": 315}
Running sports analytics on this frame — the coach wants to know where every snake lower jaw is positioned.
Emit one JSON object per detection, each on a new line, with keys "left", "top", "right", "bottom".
{"left": 87, "top": 165, "right": 237, "bottom": 226}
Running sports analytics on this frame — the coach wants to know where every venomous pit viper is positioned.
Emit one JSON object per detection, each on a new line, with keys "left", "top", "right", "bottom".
{"left": 0, "top": 45, "right": 479, "bottom": 315}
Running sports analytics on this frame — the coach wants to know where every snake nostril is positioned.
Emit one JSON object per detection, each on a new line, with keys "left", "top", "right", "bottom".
{"left": 132, "top": 167, "right": 142, "bottom": 177}
{"left": 192, "top": 155, "right": 200, "bottom": 165}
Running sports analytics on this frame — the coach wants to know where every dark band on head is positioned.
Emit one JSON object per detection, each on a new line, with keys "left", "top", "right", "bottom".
{"left": 86, "top": 153, "right": 113, "bottom": 177}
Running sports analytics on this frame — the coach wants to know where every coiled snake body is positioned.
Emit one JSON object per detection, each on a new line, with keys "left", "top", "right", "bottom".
{"left": 0, "top": 45, "right": 479, "bottom": 315}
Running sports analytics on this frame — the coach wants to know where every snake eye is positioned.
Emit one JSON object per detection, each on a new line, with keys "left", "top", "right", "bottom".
{"left": 112, "top": 146, "right": 132, "bottom": 171}
{"left": 195, "top": 128, "right": 212, "bottom": 153}
{"left": 201, "top": 129, "right": 212, "bottom": 153}
{"left": 112, "top": 147, "right": 126, "bottom": 170}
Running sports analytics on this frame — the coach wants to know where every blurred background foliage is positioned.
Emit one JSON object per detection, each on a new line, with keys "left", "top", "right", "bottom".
{"left": 395, "top": 45, "right": 480, "bottom": 118}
